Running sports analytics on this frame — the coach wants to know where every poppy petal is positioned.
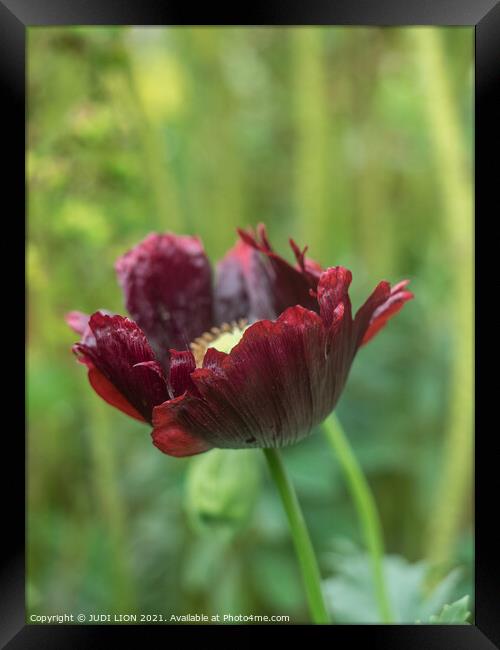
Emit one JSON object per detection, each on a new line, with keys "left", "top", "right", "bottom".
{"left": 75, "top": 313, "right": 170, "bottom": 423}
{"left": 152, "top": 396, "right": 213, "bottom": 457}
{"left": 88, "top": 366, "right": 146, "bottom": 422}
{"left": 214, "top": 239, "right": 274, "bottom": 323}
{"left": 355, "top": 280, "right": 414, "bottom": 347}
{"left": 168, "top": 350, "right": 198, "bottom": 397}
{"left": 317, "top": 266, "right": 353, "bottom": 328}
{"left": 115, "top": 233, "right": 214, "bottom": 358}
{"left": 65, "top": 309, "right": 114, "bottom": 346}
{"left": 152, "top": 293, "right": 353, "bottom": 452}
{"left": 238, "top": 224, "right": 321, "bottom": 317}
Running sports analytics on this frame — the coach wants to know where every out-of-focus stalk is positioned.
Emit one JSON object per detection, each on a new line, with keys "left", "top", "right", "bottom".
{"left": 86, "top": 397, "right": 135, "bottom": 612}
{"left": 124, "top": 29, "right": 183, "bottom": 232}
{"left": 179, "top": 28, "right": 244, "bottom": 258}
{"left": 349, "top": 30, "right": 395, "bottom": 279}
{"left": 292, "top": 28, "right": 331, "bottom": 260}
{"left": 411, "top": 28, "right": 473, "bottom": 572}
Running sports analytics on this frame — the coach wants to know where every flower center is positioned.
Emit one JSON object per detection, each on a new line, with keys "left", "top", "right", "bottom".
{"left": 190, "top": 319, "right": 249, "bottom": 368}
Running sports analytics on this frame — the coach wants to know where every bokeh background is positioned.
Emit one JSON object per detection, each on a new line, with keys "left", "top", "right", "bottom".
{"left": 27, "top": 27, "right": 473, "bottom": 623}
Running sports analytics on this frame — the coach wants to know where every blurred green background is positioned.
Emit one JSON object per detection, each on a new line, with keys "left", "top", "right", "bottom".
{"left": 27, "top": 27, "right": 473, "bottom": 623}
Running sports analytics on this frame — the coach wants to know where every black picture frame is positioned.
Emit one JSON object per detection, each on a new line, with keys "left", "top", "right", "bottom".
{"left": 5, "top": 0, "right": 498, "bottom": 646}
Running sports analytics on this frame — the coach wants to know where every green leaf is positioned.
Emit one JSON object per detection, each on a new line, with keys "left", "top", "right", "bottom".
{"left": 429, "top": 596, "right": 471, "bottom": 624}
{"left": 322, "top": 542, "right": 465, "bottom": 623}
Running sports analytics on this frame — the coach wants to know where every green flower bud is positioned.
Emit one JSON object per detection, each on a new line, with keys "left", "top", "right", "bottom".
{"left": 185, "top": 448, "right": 261, "bottom": 537}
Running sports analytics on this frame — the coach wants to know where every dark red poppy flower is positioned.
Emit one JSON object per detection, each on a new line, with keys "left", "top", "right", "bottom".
{"left": 67, "top": 225, "right": 413, "bottom": 457}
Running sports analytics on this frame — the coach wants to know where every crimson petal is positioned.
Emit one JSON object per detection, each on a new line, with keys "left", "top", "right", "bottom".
{"left": 87, "top": 366, "right": 146, "bottom": 422}
{"left": 115, "top": 233, "right": 214, "bottom": 359}
{"left": 317, "top": 266, "right": 352, "bottom": 327}
{"left": 214, "top": 239, "right": 274, "bottom": 323}
{"left": 152, "top": 267, "right": 356, "bottom": 454}
{"left": 238, "top": 224, "right": 321, "bottom": 318}
{"left": 355, "top": 279, "right": 414, "bottom": 347}
{"left": 74, "top": 313, "right": 170, "bottom": 423}
{"left": 65, "top": 309, "right": 114, "bottom": 347}
{"left": 152, "top": 396, "right": 213, "bottom": 457}
{"left": 168, "top": 350, "right": 198, "bottom": 397}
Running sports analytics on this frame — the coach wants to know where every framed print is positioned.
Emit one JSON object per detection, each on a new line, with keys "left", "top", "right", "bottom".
{"left": 3, "top": 0, "right": 498, "bottom": 646}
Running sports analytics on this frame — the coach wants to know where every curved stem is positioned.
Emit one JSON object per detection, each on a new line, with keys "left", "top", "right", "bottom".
{"left": 263, "top": 448, "right": 330, "bottom": 624}
{"left": 323, "top": 413, "right": 393, "bottom": 623}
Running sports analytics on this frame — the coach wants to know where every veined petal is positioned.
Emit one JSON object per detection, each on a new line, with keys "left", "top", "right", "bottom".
{"left": 316, "top": 267, "right": 356, "bottom": 388}
{"left": 152, "top": 292, "right": 354, "bottom": 453}
{"left": 355, "top": 279, "right": 414, "bottom": 347}
{"left": 317, "top": 266, "right": 353, "bottom": 328}
{"left": 238, "top": 224, "right": 321, "bottom": 317}
{"left": 65, "top": 309, "right": 114, "bottom": 346}
{"left": 168, "top": 349, "right": 198, "bottom": 397}
{"left": 74, "top": 313, "right": 170, "bottom": 423}
{"left": 214, "top": 239, "right": 274, "bottom": 323}
{"left": 115, "top": 233, "right": 214, "bottom": 359}
{"left": 87, "top": 366, "right": 146, "bottom": 422}
{"left": 152, "top": 394, "right": 213, "bottom": 457}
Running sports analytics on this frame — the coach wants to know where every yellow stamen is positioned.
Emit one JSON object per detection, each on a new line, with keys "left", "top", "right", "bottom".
{"left": 190, "top": 319, "right": 248, "bottom": 368}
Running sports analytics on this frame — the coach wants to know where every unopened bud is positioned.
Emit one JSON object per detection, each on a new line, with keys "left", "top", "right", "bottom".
{"left": 185, "top": 448, "right": 260, "bottom": 536}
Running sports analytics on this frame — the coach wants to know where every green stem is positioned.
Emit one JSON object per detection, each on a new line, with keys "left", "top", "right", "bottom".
{"left": 263, "top": 448, "right": 330, "bottom": 624}
{"left": 323, "top": 413, "right": 393, "bottom": 623}
{"left": 123, "top": 34, "right": 183, "bottom": 232}
{"left": 87, "top": 398, "right": 135, "bottom": 612}
{"left": 292, "top": 28, "right": 331, "bottom": 259}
